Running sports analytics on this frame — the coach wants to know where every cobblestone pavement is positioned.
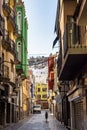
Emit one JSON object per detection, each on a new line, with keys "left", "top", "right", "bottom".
{"left": 3, "top": 111, "right": 68, "bottom": 130}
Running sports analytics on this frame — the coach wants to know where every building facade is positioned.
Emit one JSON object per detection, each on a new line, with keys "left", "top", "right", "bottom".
{"left": 29, "top": 56, "right": 48, "bottom": 109}
{"left": 16, "top": 0, "right": 28, "bottom": 119}
{"left": 48, "top": 55, "right": 55, "bottom": 114}
{"left": 0, "top": 0, "right": 18, "bottom": 127}
{"left": 48, "top": 55, "right": 54, "bottom": 90}
{"left": 55, "top": 0, "right": 87, "bottom": 130}
{"left": 35, "top": 83, "right": 48, "bottom": 109}
{"left": 0, "top": 0, "right": 29, "bottom": 128}
{"left": 28, "top": 69, "right": 35, "bottom": 113}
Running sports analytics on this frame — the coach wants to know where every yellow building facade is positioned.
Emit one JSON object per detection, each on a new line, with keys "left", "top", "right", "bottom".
{"left": 22, "top": 79, "right": 30, "bottom": 117}
{"left": 36, "top": 83, "right": 48, "bottom": 109}
{"left": 0, "top": 0, "right": 29, "bottom": 128}
{"left": 0, "top": 0, "right": 18, "bottom": 127}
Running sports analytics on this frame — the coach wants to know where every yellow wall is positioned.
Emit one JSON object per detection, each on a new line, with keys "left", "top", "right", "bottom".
{"left": 36, "top": 83, "right": 48, "bottom": 101}
{"left": 22, "top": 79, "right": 29, "bottom": 111}
{"left": 2, "top": 0, "right": 16, "bottom": 83}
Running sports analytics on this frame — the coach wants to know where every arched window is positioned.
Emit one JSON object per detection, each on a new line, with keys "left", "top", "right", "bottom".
{"left": 17, "top": 41, "right": 22, "bottom": 62}
{"left": 17, "top": 11, "right": 22, "bottom": 34}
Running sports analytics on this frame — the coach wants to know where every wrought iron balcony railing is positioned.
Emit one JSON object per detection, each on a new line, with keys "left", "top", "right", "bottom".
{"left": 1, "top": 65, "right": 9, "bottom": 79}
{"left": 3, "top": 0, "right": 16, "bottom": 29}
{"left": 9, "top": 39, "right": 16, "bottom": 56}
{"left": 7, "top": 8, "right": 16, "bottom": 28}
{"left": 0, "top": 14, "right": 4, "bottom": 35}
{"left": 2, "top": 29, "right": 10, "bottom": 48}
{"left": 3, "top": 0, "right": 10, "bottom": 14}
{"left": 2, "top": 30, "right": 17, "bottom": 57}
{"left": 2, "top": 30, "right": 11, "bottom": 49}
{"left": 14, "top": 26, "right": 19, "bottom": 36}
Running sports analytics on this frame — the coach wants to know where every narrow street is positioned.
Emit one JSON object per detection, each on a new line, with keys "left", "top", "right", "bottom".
{"left": 3, "top": 110, "right": 68, "bottom": 130}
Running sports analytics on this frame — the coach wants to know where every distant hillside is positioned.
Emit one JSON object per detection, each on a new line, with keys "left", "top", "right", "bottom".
{"left": 28, "top": 56, "right": 48, "bottom": 69}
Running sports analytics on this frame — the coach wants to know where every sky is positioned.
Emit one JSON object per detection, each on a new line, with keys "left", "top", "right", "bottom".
{"left": 23, "top": 0, "right": 58, "bottom": 58}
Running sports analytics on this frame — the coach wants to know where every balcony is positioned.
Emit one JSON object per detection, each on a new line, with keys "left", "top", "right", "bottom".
{"left": 8, "top": 39, "right": 16, "bottom": 56}
{"left": 2, "top": 30, "right": 17, "bottom": 56}
{"left": 48, "top": 80, "right": 54, "bottom": 90}
{"left": 7, "top": 8, "right": 16, "bottom": 29}
{"left": 0, "top": 14, "right": 4, "bottom": 36}
{"left": 74, "top": 0, "right": 87, "bottom": 25}
{"left": 16, "top": 64, "right": 23, "bottom": 75}
{"left": 14, "top": 26, "right": 19, "bottom": 37}
{"left": 14, "top": 50, "right": 19, "bottom": 64}
{"left": 3, "top": 65, "right": 9, "bottom": 78}
{"left": 49, "top": 71, "right": 54, "bottom": 81}
{"left": 3, "top": 0, "right": 16, "bottom": 29}
{"left": 48, "top": 57, "right": 54, "bottom": 71}
{"left": 58, "top": 22, "right": 87, "bottom": 80}
{"left": 3, "top": 0, "right": 10, "bottom": 15}
{"left": 0, "top": 65, "right": 10, "bottom": 82}
{"left": 2, "top": 30, "right": 10, "bottom": 49}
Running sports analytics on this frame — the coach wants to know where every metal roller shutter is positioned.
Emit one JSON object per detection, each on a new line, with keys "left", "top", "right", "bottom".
{"left": 74, "top": 100, "right": 84, "bottom": 130}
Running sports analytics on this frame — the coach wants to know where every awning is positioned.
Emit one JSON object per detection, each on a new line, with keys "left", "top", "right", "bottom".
{"left": 52, "top": 36, "right": 58, "bottom": 48}
{"left": 0, "top": 85, "right": 5, "bottom": 91}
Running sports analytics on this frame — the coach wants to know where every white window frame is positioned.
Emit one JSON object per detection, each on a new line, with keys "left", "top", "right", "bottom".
{"left": 17, "top": 11, "right": 22, "bottom": 34}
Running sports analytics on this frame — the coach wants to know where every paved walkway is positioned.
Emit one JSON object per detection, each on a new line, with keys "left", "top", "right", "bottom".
{"left": 3, "top": 112, "right": 68, "bottom": 130}
{"left": 49, "top": 113, "right": 68, "bottom": 130}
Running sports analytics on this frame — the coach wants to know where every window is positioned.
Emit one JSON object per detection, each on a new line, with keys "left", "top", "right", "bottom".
{"left": 42, "top": 88, "right": 47, "bottom": 92}
{"left": 42, "top": 94, "right": 47, "bottom": 98}
{"left": 38, "top": 88, "right": 40, "bottom": 92}
{"left": 17, "top": 42, "right": 22, "bottom": 62}
{"left": 37, "top": 95, "right": 41, "bottom": 99}
{"left": 17, "top": 11, "right": 22, "bottom": 34}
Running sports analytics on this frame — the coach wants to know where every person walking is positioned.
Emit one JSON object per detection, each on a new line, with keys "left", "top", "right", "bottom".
{"left": 45, "top": 111, "right": 48, "bottom": 123}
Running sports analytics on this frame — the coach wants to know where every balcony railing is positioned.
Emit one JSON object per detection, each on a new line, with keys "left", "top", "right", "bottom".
{"left": 2, "top": 30, "right": 10, "bottom": 49}
{"left": 63, "top": 22, "right": 87, "bottom": 57}
{"left": 14, "top": 50, "right": 19, "bottom": 63}
{"left": 10, "top": 39, "right": 17, "bottom": 58}
{"left": 7, "top": 8, "right": 16, "bottom": 28}
{"left": 0, "top": 14, "right": 4, "bottom": 35}
{"left": 14, "top": 26, "right": 19, "bottom": 36}
{"left": 10, "top": 8, "right": 15, "bottom": 20}
{"left": 58, "top": 21, "right": 87, "bottom": 80}
{"left": 9, "top": 39, "right": 15, "bottom": 51}
{"left": 2, "top": 30, "right": 17, "bottom": 56}
{"left": 8, "top": 38, "right": 16, "bottom": 56}
{"left": 3, "top": 0, "right": 10, "bottom": 14}
{"left": 3, "top": 0, "right": 16, "bottom": 28}
{"left": 2, "top": 65, "right": 9, "bottom": 79}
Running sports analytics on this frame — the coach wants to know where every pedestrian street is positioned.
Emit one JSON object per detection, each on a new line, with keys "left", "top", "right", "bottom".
{"left": 4, "top": 111, "right": 68, "bottom": 130}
